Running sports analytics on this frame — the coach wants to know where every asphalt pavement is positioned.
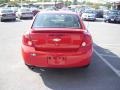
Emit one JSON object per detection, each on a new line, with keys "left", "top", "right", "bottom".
{"left": 0, "top": 19, "right": 120, "bottom": 90}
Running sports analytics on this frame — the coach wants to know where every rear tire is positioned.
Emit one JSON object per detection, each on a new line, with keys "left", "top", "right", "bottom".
{"left": 104, "top": 19, "right": 107, "bottom": 22}
{"left": 0, "top": 18, "right": 3, "bottom": 22}
{"left": 18, "top": 16, "right": 22, "bottom": 20}
{"left": 108, "top": 19, "right": 111, "bottom": 23}
{"left": 12, "top": 19, "right": 16, "bottom": 21}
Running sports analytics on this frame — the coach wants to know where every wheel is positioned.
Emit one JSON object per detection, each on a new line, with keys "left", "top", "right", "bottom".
{"left": 104, "top": 19, "right": 106, "bottom": 22}
{"left": 18, "top": 15, "right": 22, "bottom": 20}
{"left": 108, "top": 19, "right": 111, "bottom": 23}
{"left": 19, "top": 17, "right": 22, "bottom": 20}
{"left": 0, "top": 18, "right": 4, "bottom": 22}
{"left": 12, "top": 19, "right": 16, "bottom": 21}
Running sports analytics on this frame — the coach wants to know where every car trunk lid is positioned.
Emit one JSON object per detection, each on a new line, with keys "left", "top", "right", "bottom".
{"left": 30, "top": 28, "right": 85, "bottom": 51}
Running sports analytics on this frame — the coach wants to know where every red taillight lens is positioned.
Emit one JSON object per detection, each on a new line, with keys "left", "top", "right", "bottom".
{"left": 80, "top": 32, "right": 92, "bottom": 53}
{"left": 81, "top": 32, "right": 92, "bottom": 47}
{"left": 22, "top": 34, "right": 33, "bottom": 46}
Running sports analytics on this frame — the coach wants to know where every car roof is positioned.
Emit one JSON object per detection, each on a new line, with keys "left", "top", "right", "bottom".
{"left": 0, "top": 8, "right": 13, "bottom": 11}
{"left": 0, "top": 7, "right": 10, "bottom": 10}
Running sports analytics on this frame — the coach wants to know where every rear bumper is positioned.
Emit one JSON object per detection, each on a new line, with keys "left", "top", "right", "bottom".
{"left": 84, "top": 17, "right": 96, "bottom": 21}
{"left": 115, "top": 18, "right": 120, "bottom": 22}
{"left": 1, "top": 16, "right": 16, "bottom": 20}
{"left": 20, "top": 14, "right": 33, "bottom": 18}
{"left": 22, "top": 45, "right": 93, "bottom": 68}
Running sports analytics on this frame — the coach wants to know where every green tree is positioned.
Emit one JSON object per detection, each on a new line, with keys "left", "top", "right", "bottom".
{"left": 37, "top": 0, "right": 51, "bottom": 2}
{"left": 37, "top": 0, "right": 42, "bottom": 2}
{"left": 65, "top": 0, "right": 71, "bottom": 7}
{"left": 0, "top": 0, "right": 4, "bottom": 4}
{"left": 5, "top": 0, "right": 9, "bottom": 3}
{"left": 44, "top": 0, "right": 51, "bottom": 2}
{"left": 106, "top": 2, "right": 111, "bottom": 9}
{"left": 73, "top": 0, "right": 77, "bottom": 5}
{"left": 57, "top": 0, "right": 63, "bottom": 2}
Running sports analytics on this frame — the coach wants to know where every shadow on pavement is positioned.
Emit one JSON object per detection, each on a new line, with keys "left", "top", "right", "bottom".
{"left": 20, "top": 18, "right": 33, "bottom": 20}
{"left": 1, "top": 18, "right": 33, "bottom": 23}
{"left": 84, "top": 18, "right": 104, "bottom": 22}
{"left": 1, "top": 19, "right": 21, "bottom": 23}
{"left": 84, "top": 18, "right": 120, "bottom": 24}
{"left": 93, "top": 44, "right": 120, "bottom": 70}
{"left": 28, "top": 43, "right": 120, "bottom": 90}
{"left": 95, "top": 18, "right": 104, "bottom": 22}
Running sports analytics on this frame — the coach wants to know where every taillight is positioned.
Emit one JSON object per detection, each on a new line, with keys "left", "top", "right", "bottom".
{"left": 22, "top": 34, "right": 33, "bottom": 46}
{"left": 79, "top": 31, "right": 92, "bottom": 53}
{"left": 81, "top": 31, "right": 92, "bottom": 47}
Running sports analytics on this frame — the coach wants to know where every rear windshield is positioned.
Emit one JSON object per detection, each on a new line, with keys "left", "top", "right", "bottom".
{"left": 84, "top": 10, "right": 95, "bottom": 14}
{"left": 109, "top": 11, "right": 118, "bottom": 15}
{"left": 32, "top": 13, "right": 81, "bottom": 28}
{"left": 108, "top": 11, "right": 119, "bottom": 15}
{"left": 20, "top": 9, "right": 31, "bottom": 12}
{"left": 1, "top": 9, "right": 13, "bottom": 13}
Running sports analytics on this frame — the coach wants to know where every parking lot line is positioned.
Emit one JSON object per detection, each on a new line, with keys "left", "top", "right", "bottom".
{"left": 94, "top": 49, "right": 120, "bottom": 77}
{"left": 98, "top": 54, "right": 120, "bottom": 58}
{"left": 93, "top": 44, "right": 120, "bottom": 47}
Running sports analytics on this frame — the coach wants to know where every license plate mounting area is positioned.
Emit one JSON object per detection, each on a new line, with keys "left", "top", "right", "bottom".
{"left": 47, "top": 56, "right": 66, "bottom": 65}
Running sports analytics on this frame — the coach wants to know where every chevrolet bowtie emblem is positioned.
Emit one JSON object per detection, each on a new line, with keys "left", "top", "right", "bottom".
{"left": 53, "top": 38, "right": 61, "bottom": 42}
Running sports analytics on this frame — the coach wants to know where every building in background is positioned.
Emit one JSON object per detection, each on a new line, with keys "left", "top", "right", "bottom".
{"left": 111, "top": 1, "right": 120, "bottom": 10}
{"left": 34, "top": 2, "right": 64, "bottom": 9}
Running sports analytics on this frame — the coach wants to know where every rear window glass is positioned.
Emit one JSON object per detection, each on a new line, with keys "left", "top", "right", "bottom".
{"left": 108, "top": 10, "right": 120, "bottom": 15}
{"left": 84, "top": 10, "right": 95, "bottom": 14}
{"left": 32, "top": 13, "right": 81, "bottom": 28}
{"left": 20, "top": 9, "right": 31, "bottom": 12}
{"left": 1, "top": 9, "right": 13, "bottom": 13}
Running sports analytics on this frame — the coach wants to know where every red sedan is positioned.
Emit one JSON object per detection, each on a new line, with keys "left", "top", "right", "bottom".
{"left": 21, "top": 11, "right": 93, "bottom": 68}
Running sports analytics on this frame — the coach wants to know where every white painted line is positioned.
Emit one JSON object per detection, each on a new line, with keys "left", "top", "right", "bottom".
{"left": 93, "top": 44, "right": 120, "bottom": 47}
{"left": 94, "top": 49, "right": 120, "bottom": 77}
{"left": 98, "top": 54, "right": 120, "bottom": 58}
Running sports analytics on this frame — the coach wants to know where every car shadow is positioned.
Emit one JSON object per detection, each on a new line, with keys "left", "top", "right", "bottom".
{"left": 2, "top": 19, "right": 22, "bottom": 23}
{"left": 95, "top": 18, "right": 104, "bottom": 22}
{"left": 20, "top": 18, "right": 33, "bottom": 20}
{"left": 105, "top": 22, "right": 120, "bottom": 24}
{"left": 84, "top": 18, "right": 120, "bottom": 24}
{"left": 1, "top": 18, "right": 33, "bottom": 23}
{"left": 27, "top": 43, "right": 120, "bottom": 90}
{"left": 83, "top": 18, "right": 104, "bottom": 22}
